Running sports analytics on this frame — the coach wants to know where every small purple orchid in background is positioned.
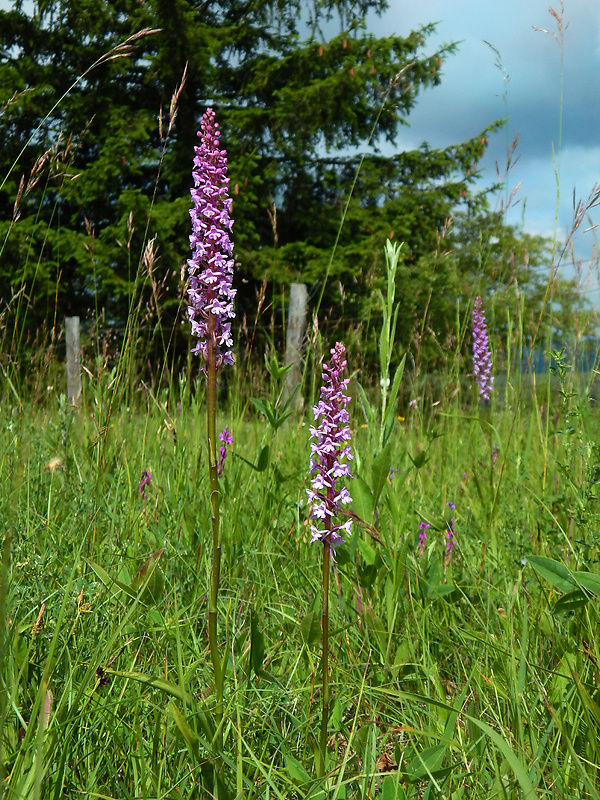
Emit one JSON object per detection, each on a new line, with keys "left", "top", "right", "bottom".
{"left": 445, "top": 500, "right": 457, "bottom": 568}
{"left": 218, "top": 427, "right": 232, "bottom": 477}
{"left": 138, "top": 470, "right": 152, "bottom": 500}
{"left": 418, "top": 521, "right": 429, "bottom": 556}
{"left": 472, "top": 296, "right": 494, "bottom": 402}
{"left": 307, "top": 342, "right": 353, "bottom": 551}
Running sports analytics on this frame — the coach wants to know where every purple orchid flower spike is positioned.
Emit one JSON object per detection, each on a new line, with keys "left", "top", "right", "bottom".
{"left": 445, "top": 501, "right": 457, "bottom": 568}
{"left": 472, "top": 296, "right": 494, "bottom": 402}
{"left": 418, "top": 521, "right": 429, "bottom": 557}
{"left": 218, "top": 427, "right": 233, "bottom": 477}
{"left": 138, "top": 470, "right": 152, "bottom": 501}
{"left": 187, "top": 108, "right": 236, "bottom": 369}
{"left": 307, "top": 342, "right": 353, "bottom": 553}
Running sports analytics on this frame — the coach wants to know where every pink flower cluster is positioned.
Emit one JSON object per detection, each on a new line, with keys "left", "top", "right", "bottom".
{"left": 218, "top": 427, "right": 232, "bottom": 477}
{"left": 307, "top": 343, "right": 353, "bottom": 551}
{"left": 187, "top": 108, "right": 236, "bottom": 369}
{"left": 472, "top": 296, "right": 494, "bottom": 401}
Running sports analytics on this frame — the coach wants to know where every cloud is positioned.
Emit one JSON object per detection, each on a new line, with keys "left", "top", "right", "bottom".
{"left": 366, "top": 0, "right": 600, "bottom": 293}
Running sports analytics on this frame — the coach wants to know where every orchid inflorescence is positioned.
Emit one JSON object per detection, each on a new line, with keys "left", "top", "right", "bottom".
{"left": 307, "top": 342, "right": 353, "bottom": 552}
{"left": 472, "top": 295, "right": 494, "bottom": 402}
{"left": 445, "top": 500, "right": 457, "bottom": 568}
{"left": 187, "top": 108, "right": 236, "bottom": 369}
{"left": 218, "top": 427, "right": 232, "bottom": 477}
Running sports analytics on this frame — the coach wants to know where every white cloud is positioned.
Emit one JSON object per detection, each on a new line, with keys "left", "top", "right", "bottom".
{"left": 366, "top": 1, "right": 600, "bottom": 298}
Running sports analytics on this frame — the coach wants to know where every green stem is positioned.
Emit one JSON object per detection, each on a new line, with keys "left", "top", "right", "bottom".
{"left": 319, "top": 539, "right": 331, "bottom": 778}
{"left": 206, "top": 315, "right": 223, "bottom": 741}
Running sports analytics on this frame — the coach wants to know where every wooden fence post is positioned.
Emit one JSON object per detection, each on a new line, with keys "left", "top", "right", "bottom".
{"left": 283, "top": 283, "right": 308, "bottom": 412}
{"left": 65, "top": 316, "right": 81, "bottom": 405}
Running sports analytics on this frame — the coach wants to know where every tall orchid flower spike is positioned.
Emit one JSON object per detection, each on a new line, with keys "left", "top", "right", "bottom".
{"left": 307, "top": 342, "right": 353, "bottom": 552}
{"left": 187, "top": 108, "right": 236, "bottom": 746}
{"left": 187, "top": 107, "right": 236, "bottom": 369}
{"left": 307, "top": 341, "right": 353, "bottom": 777}
{"left": 472, "top": 296, "right": 494, "bottom": 402}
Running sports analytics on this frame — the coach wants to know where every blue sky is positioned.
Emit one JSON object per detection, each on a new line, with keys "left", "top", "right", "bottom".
{"left": 365, "top": 0, "right": 600, "bottom": 304}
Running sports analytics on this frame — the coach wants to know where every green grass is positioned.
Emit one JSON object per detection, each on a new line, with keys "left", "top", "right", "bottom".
{"left": 2, "top": 352, "right": 600, "bottom": 799}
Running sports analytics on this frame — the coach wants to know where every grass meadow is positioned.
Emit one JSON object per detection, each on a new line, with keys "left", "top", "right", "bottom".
{"left": 2, "top": 312, "right": 600, "bottom": 799}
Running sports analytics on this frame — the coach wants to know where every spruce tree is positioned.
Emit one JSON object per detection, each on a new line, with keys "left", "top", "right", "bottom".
{"left": 0, "top": 0, "right": 568, "bottom": 367}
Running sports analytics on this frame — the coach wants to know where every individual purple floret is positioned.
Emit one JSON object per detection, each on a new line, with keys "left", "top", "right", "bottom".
{"left": 418, "top": 521, "right": 429, "bottom": 557}
{"left": 218, "top": 427, "right": 233, "bottom": 477}
{"left": 445, "top": 500, "right": 456, "bottom": 568}
{"left": 138, "top": 470, "right": 152, "bottom": 501}
{"left": 472, "top": 296, "right": 494, "bottom": 402}
{"left": 187, "top": 108, "right": 236, "bottom": 369}
{"left": 307, "top": 342, "right": 353, "bottom": 551}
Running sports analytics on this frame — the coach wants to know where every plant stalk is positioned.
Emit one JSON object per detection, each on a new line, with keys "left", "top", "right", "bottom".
{"left": 319, "top": 538, "right": 331, "bottom": 778}
{"left": 206, "top": 314, "right": 223, "bottom": 741}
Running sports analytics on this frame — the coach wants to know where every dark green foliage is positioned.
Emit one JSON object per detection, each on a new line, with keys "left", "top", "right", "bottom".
{"left": 0, "top": 0, "right": 586, "bottom": 377}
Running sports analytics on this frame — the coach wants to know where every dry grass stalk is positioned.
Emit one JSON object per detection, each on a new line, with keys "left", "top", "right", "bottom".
{"left": 167, "top": 63, "right": 188, "bottom": 137}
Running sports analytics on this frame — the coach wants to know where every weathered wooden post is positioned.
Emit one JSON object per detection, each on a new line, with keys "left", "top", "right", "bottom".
{"left": 65, "top": 316, "right": 81, "bottom": 405}
{"left": 283, "top": 283, "right": 308, "bottom": 412}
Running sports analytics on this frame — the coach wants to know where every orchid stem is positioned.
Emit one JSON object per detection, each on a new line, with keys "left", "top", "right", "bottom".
{"left": 206, "top": 315, "right": 223, "bottom": 744}
{"left": 319, "top": 539, "right": 331, "bottom": 778}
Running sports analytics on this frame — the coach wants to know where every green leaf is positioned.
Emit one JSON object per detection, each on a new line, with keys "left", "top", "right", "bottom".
{"left": 406, "top": 743, "right": 447, "bottom": 782}
{"left": 573, "top": 571, "right": 600, "bottom": 597}
{"left": 573, "top": 673, "right": 600, "bottom": 727}
{"left": 85, "top": 558, "right": 140, "bottom": 603}
{"left": 248, "top": 611, "right": 281, "bottom": 685}
{"left": 553, "top": 589, "right": 589, "bottom": 613}
{"left": 250, "top": 611, "right": 265, "bottom": 677}
{"left": 130, "top": 547, "right": 165, "bottom": 602}
{"left": 383, "top": 687, "right": 537, "bottom": 798}
{"left": 408, "top": 449, "right": 428, "bottom": 470}
{"left": 233, "top": 444, "right": 270, "bottom": 472}
{"left": 381, "top": 354, "right": 406, "bottom": 447}
{"left": 357, "top": 536, "right": 376, "bottom": 566}
{"left": 429, "top": 583, "right": 456, "bottom": 599}
{"left": 300, "top": 611, "right": 321, "bottom": 648}
{"left": 107, "top": 670, "right": 193, "bottom": 704}
{"left": 366, "top": 607, "right": 388, "bottom": 657}
{"left": 256, "top": 445, "right": 270, "bottom": 472}
{"left": 353, "top": 475, "right": 374, "bottom": 522}
{"left": 382, "top": 775, "right": 405, "bottom": 800}
{"left": 169, "top": 701, "right": 199, "bottom": 758}
{"left": 249, "top": 397, "right": 291, "bottom": 431}
{"left": 527, "top": 556, "right": 575, "bottom": 593}
{"left": 250, "top": 397, "right": 276, "bottom": 427}
{"left": 285, "top": 753, "right": 311, "bottom": 786}
{"left": 371, "top": 443, "right": 393, "bottom": 505}
{"left": 467, "top": 716, "right": 536, "bottom": 798}
{"left": 357, "top": 382, "right": 377, "bottom": 428}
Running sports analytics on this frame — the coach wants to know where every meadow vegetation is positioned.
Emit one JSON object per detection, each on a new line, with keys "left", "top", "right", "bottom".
{"left": 3, "top": 1, "right": 600, "bottom": 798}
{"left": 3, "top": 323, "right": 600, "bottom": 798}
